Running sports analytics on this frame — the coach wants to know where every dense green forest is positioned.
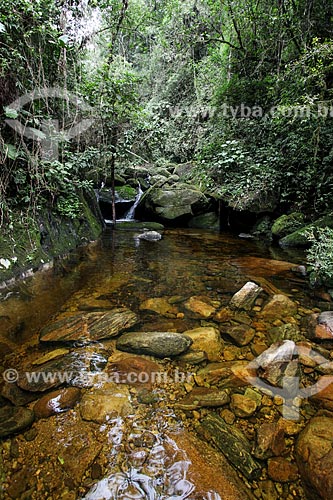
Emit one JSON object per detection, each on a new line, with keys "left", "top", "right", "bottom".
{"left": 1, "top": 0, "right": 333, "bottom": 282}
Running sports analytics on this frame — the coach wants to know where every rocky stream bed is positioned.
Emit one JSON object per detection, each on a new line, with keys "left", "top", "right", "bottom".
{"left": 1, "top": 229, "right": 333, "bottom": 499}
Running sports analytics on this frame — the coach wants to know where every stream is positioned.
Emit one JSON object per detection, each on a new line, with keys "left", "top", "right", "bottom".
{"left": 0, "top": 228, "right": 328, "bottom": 499}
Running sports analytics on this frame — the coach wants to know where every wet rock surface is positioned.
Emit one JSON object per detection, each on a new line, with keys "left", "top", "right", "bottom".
{"left": 296, "top": 416, "right": 333, "bottom": 499}
{"left": 1, "top": 229, "right": 330, "bottom": 500}
{"left": 40, "top": 308, "right": 138, "bottom": 342}
{"left": 33, "top": 387, "right": 81, "bottom": 418}
{"left": 116, "top": 331, "right": 193, "bottom": 357}
{"left": 0, "top": 406, "right": 34, "bottom": 438}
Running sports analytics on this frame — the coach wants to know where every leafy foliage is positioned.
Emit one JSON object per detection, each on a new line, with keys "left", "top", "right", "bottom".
{"left": 306, "top": 228, "right": 333, "bottom": 286}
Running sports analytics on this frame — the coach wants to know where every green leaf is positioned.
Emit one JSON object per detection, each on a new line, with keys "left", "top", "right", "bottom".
{"left": 4, "top": 107, "right": 18, "bottom": 119}
{"left": 58, "top": 35, "right": 69, "bottom": 47}
{"left": 4, "top": 143, "right": 19, "bottom": 160}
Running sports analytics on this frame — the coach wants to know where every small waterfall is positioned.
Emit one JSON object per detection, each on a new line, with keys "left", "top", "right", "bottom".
{"left": 123, "top": 183, "right": 143, "bottom": 220}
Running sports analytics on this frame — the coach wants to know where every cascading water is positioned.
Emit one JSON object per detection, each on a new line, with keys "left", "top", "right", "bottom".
{"left": 122, "top": 183, "right": 143, "bottom": 221}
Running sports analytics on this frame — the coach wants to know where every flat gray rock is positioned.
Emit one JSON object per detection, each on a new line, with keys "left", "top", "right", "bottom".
{"left": 116, "top": 331, "right": 192, "bottom": 358}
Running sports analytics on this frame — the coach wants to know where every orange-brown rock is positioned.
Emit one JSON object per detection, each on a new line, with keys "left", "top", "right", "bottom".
{"left": 170, "top": 430, "right": 255, "bottom": 500}
{"left": 267, "top": 457, "right": 298, "bottom": 482}
{"left": 34, "top": 387, "right": 81, "bottom": 418}
{"left": 107, "top": 355, "right": 163, "bottom": 388}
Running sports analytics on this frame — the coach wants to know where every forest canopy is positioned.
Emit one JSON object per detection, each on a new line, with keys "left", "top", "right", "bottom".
{"left": 0, "top": 0, "right": 333, "bottom": 225}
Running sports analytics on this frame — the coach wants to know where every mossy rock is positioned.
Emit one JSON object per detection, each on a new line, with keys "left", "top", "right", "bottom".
{"left": 0, "top": 190, "right": 103, "bottom": 285}
{"left": 188, "top": 212, "right": 219, "bottom": 230}
{"left": 272, "top": 212, "right": 305, "bottom": 238}
{"left": 116, "top": 221, "right": 164, "bottom": 231}
{"left": 115, "top": 185, "right": 137, "bottom": 200}
{"left": 279, "top": 214, "right": 333, "bottom": 248}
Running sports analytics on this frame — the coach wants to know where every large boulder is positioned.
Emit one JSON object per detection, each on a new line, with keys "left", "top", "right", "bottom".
{"left": 271, "top": 213, "right": 305, "bottom": 238}
{"left": 296, "top": 416, "right": 333, "bottom": 499}
{"left": 140, "top": 183, "right": 209, "bottom": 221}
{"left": 188, "top": 212, "right": 219, "bottom": 230}
{"left": 279, "top": 215, "right": 333, "bottom": 248}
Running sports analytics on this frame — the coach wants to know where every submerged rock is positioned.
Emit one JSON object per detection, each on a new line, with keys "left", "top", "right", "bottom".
{"left": 116, "top": 331, "right": 192, "bottom": 358}
{"left": 183, "top": 326, "right": 223, "bottom": 361}
{"left": 139, "top": 297, "right": 178, "bottom": 316}
{"left": 225, "top": 324, "right": 255, "bottom": 346}
{"left": 307, "top": 311, "right": 333, "bottom": 342}
{"left": 230, "top": 393, "right": 258, "bottom": 417}
{"left": 184, "top": 296, "right": 216, "bottom": 318}
{"left": 31, "top": 348, "right": 70, "bottom": 366}
{"left": 1, "top": 382, "right": 40, "bottom": 406}
{"left": 80, "top": 383, "right": 133, "bottom": 423}
{"left": 175, "top": 387, "right": 230, "bottom": 410}
{"left": 106, "top": 355, "right": 163, "bottom": 389}
{"left": 17, "top": 352, "right": 92, "bottom": 392}
{"left": 296, "top": 416, "right": 333, "bottom": 499}
{"left": 34, "top": 387, "right": 81, "bottom": 418}
{"left": 261, "top": 294, "right": 297, "bottom": 320}
{"left": 0, "top": 406, "right": 35, "bottom": 438}
{"left": 200, "top": 413, "right": 261, "bottom": 480}
{"left": 40, "top": 308, "right": 138, "bottom": 342}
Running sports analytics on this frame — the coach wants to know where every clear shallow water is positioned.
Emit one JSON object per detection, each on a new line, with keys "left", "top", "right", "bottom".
{"left": 0, "top": 228, "right": 315, "bottom": 499}
{"left": 0, "top": 228, "right": 310, "bottom": 347}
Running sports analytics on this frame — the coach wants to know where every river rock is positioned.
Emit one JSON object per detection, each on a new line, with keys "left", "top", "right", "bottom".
{"left": 17, "top": 352, "right": 90, "bottom": 392}
{"left": 183, "top": 326, "right": 223, "bottom": 361}
{"left": 200, "top": 413, "right": 261, "bottom": 480}
{"left": 170, "top": 431, "right": 255, "bottom": 500}
{"left": 195, "top": 361, "right": 255, "bottom": 388}
{"left": 106, "top": 356, "right": 163, "bottom": 389}
{"left": 142, "top": 184, "right": 206, "bottom": 221}
{"left": 176, "top": 349, "right": 208, "bottom": 364}
{"left": 175, "top": 387, "right": 230, "bottom": 410}
{"left": 252, "top": 340, "right": 296, "bottom": 369}
{"left": 116, "top": 331, "right": 192, "bottom": 358}
{"left": 137, "top": 230, "right": 162, "bottom": 241}
{"left": 268, "top": 323, "right": 302, "bottom": 343}
{"left": 34, "top": 387, "right": 81, "bottom": 418}
{"left": 230, "top": 393, "right": 258, "bottom": 417}
{"left": 296, "top": 416, "right": 333, "bottom": 499}
{"left": 267, "top": 457, "right": 298, "bottom": 482}
{"left": 229, "top": 282, "right": 262, "bottom": 311}
{"left": 225, "top": 324, "right": 255, "bottom": 346}
{"left": 309, "top": 375, "right": 333, "bottom": 410}
{"left": 307, "top": 311, "right": 333, "bottom": 341}
{"left": 1, "top": 382, "right": 40, "bottom": 406}
{"left": 184, "top": 296, "right": 216, "bottom": 318}
{"left": 40, "top": 308, "right": 138, "bottom": 342}
{"left": 0, "top": 406, "right": 35, "bottom": 438}
{"left": 80, "top": 382, "right": 133, "bottom": 423}
{"left": 31, "top": 348, "right": 70, "bottom": 366}
{"left": 254, "top": 422, "right": 286, "bottom": 459}
{"left": 261, "top": 294, "right": 297, "bottom": 320}
{"left": 271, "top": 213, "right": 305, "bottom": 238}
{"left": 139, "top": 297, "right": 178, "bottom": 316}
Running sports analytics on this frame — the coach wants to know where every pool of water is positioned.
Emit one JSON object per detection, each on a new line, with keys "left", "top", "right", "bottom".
{"left": 0, "top": 228, "right": 310, "bottom": 347}
{"left": 0, "top": 228, "right": 319, "bottom": 499}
